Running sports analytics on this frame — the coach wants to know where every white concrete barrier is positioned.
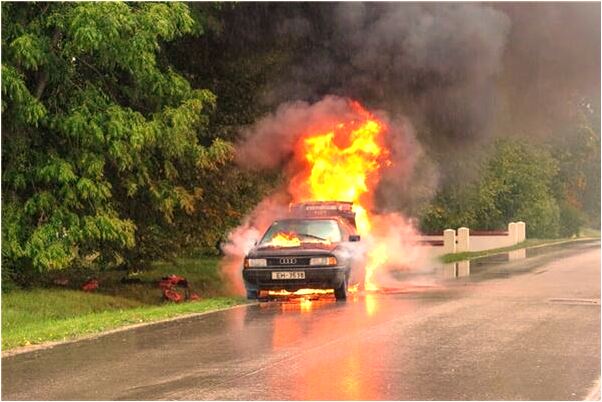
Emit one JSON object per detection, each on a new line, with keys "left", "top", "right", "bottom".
{"left": 516, "top": 221, "right": 526, "bottom": 243}
{"left": 457, "top": 227, "right": 470, "bottom": 252}
{"left": 508, "top": 222, "right": 518, "bottom": 245}
{"left": 470, "top": 232, "right": 512, "bottom": 251}
{"left": 443, "top": 229, "right": 456, "bottom": 254}
{"left": 420, "top": 222, "right": 527, "bottom": 255}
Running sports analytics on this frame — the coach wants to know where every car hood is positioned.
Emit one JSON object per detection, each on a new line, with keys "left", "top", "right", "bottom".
{"left": 248, "top": 242, "right": 338, "bottom": 257}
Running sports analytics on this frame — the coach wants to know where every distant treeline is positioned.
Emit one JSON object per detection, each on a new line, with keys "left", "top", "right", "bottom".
{"left": 419, "top": 135, "right": 600, "bottom": 238}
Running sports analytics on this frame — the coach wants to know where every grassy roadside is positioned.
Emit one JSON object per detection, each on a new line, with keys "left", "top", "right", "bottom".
{"left": 2, "top": 257, "right": 247, "bottom": 351}
{"left": 440, "top": 236, "right": 599, "bottom": 263}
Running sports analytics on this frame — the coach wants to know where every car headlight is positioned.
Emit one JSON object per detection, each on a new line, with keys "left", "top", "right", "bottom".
{"left": 244, "top": 258, "right": 267, "bottom": 268}
{"left": 309, "top": 256, "right": 337, "bottom": 266}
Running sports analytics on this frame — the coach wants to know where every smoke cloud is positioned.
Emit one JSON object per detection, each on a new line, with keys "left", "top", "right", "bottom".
{"left": 236, "top": 96, "right": 437, "bottom": 212}
{"left": 217, "top": 2, "right": 598, "bottom": 187}
{"left": 217, "top": 2, "right": 599, "bottom": 293}
{"left": 235, "top": 96, "right": 357, "bottom": 170}
{"left": 265, "top": 3, "right": 511, "bottom": 148}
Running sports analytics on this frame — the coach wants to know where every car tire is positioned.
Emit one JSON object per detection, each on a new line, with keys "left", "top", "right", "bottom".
{"left": 334, "top": 277, "right": 348, "bottom": 301}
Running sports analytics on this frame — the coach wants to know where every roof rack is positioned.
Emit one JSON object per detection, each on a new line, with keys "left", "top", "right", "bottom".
{"left": 289, "top": 201, "right": 356, "bottom": 227}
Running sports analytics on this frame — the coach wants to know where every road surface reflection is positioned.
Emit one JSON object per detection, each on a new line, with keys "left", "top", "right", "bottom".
{"left": 235, "top": 288, "right": 424, "bottom": 400}
{"left": 234, "top": 243, "right": 586, "bottom": 399}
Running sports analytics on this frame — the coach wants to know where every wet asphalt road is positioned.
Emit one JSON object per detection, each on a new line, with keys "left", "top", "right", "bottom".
{"left": 2, "top": 241, "right": 600, "bottom": 400}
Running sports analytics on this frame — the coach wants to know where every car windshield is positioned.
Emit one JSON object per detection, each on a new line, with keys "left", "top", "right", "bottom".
{"left": 260, "top": 219, "right": 342, "bottom": 245}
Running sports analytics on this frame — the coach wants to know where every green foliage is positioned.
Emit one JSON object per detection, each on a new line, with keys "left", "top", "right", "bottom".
{"left": 557, "top": 201, "right": 585, "bottom": 238}
{"left": 165, "top": 3, "right": 290, "bottom": 142}
{"left": 550, "top": 101, "right": 601, "bottom": 231}
{"left": 1, "top": 64, "right": 47, "bottom": 125}
{"left": 419, "top": 187, "right": 477, "bottom": 232}
{"left": 1, "top": 2, "right": 237, "bottom": 281}
{"left": 420, "top": 139, "right": 561, "bottom": 238}
{"left": 476, "top": 139, "right": 560, "bottom": 237}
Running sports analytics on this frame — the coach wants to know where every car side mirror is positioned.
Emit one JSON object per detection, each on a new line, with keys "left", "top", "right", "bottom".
{"left": 349, "top": 235, "right": 361, "bottom": 242}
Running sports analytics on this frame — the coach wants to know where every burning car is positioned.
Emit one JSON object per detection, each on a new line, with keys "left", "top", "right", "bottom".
{"left": 242, "top": 201, "right": 364, "bottom": 301}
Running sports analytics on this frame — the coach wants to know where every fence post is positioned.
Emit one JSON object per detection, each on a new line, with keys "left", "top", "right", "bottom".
{"left": 516, "top": 221, "right": 526, "bottom": 242}
{"left": 457, "top": 227, "right": 470, "bottom": 252}
{"left": 508, "top": 222, "right": 517, "bottom": 245}
{"left": 443, "top": 229, "right": 456, "bottom": 254}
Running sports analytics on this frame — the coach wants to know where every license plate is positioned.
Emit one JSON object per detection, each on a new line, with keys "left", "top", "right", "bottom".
{"left": 272, "top": 271, "right": 305, "bottom": 280}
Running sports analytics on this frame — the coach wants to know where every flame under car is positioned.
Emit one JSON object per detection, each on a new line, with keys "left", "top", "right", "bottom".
{"left": 242, "top": 202, "right": 364, "bottom": 301}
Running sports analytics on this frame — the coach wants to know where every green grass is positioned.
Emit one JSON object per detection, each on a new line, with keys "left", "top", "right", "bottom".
{"left": 2, "top": 257, "right": 247, "bottom": 350}
{"left": 440, "top": 238, "right": 571, "bottom": 263}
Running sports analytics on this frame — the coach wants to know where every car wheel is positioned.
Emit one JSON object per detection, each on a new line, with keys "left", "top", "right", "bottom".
{"left": 334, "top": 277, "right": 348, "bottom": 301}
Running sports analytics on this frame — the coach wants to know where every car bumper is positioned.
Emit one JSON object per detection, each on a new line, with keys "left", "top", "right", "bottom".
{"left": 242, "top": 266, "right": 348, "bottom": 291}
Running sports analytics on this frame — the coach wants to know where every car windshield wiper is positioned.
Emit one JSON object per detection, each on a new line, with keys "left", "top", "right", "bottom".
{"left": 297, "top": 233, "right": 328, "bottom": 241}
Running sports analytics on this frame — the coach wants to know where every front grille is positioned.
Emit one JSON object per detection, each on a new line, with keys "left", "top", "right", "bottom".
{"left": 267, "top": 257, "right": 311, "bottom": 267}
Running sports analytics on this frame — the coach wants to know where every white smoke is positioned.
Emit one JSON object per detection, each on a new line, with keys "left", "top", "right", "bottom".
{"left": 220, "top": 192, "right": 291, "bottom": 293}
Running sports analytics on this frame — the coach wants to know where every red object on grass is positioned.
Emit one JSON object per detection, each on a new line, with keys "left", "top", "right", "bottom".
{"left": 82, "top": 279, "right": 99, "bottom": 292}
{"left": 158, "top": 274, "right": 198, "bottom": 302}
{"left": 159, "top": 275, "right": 187, "bottom": 289}
{"left": 163, "top": 288, "right": 183, "bottom": 303}
{"left": 158, "top": 278, "right": 173, "bottom": 290}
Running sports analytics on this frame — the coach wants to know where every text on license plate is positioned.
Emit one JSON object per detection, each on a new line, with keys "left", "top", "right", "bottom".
{"left": 272, "top": 271, "right": 305, "bottom": 280}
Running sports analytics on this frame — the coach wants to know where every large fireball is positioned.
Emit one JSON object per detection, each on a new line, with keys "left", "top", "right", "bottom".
{"left": 287, "top": 101, "right": 391, "bottom": 290}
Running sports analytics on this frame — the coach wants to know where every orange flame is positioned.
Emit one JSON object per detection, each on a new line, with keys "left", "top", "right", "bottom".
{"left": 267, "top": 231, "right": 333, "bottom": 248}
{"left": 268, "top": 288, "right": 333, "bottom": 296}
{"left": 268, "top": 232, "right": 302, "bottom": 248}
{"left": 288, "top": 101, "right": 390, "bottom": 290}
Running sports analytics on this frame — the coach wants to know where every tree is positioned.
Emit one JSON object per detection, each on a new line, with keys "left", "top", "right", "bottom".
{"left": 549, "top": 99, "right": 600, "bottom": 233}
{"left": 474, "top": 139, "right": 560, "bottom": 237}
{"left": 419, "top": 185, "right": 477, "bottom": 233}
{"left": 420, "top": 139, "right": 561, "bottom": 238}
{"left": 2, "top": 2, "right": 232, "bottom": 281}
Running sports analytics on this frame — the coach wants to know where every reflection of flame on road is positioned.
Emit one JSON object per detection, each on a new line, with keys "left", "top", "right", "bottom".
{"left": 365, "top": 293, "right": 378, "bottom": 316}
{"left": 299, "top": 298, "right": 313, "bottom": 313}
{"left": 264, "top": 291, "right": 390, "bottom": 399}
